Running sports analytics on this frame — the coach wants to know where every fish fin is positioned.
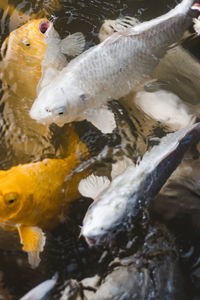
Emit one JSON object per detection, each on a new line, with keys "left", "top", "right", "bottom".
{"left": 86, "top": 108, "right": 116, "bottom": 134}
{"left": 143, "top": 79, "right": 169, "bottom": 93}
{"left": 37, "top": 67, "right": 59, "bottom": 93}
{"left": 78, "top": 174, "right": 110, "bottom": 199}
{"left": 111, "top": 157, "right": 134, "bottom": 179}
{"left": 61, "top": 32, "right": 85, "bottom": 56}
{"left": 17, "top": 225, "right": 46, "bottom": 268}
{"left": 99, "top": 16, "right": 139, "bottom": 42}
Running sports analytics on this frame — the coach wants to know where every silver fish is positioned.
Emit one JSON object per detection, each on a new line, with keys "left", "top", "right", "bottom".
{"left": 80, "top": 122, "right": 200, "bottom": 246}
{"left": 30, "top": 0, "right": 198, "bottom": 133}
{"left": 20, "top": 273, "right": 58, "bottom": 300}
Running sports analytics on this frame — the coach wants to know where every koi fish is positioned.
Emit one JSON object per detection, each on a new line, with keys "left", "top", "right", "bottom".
{"left": 0, "top": 126, "right": 89, "bottom": 268}
{"left": 30, "top": 0, "right": 199, "bottom": 134}
{"left": 79, "top": 122, "right": 200, "bottom": 246}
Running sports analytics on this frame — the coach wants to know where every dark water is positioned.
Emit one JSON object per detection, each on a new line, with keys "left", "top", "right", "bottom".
{"left": 0, "top": 0, "right": 200, "bottom": 299}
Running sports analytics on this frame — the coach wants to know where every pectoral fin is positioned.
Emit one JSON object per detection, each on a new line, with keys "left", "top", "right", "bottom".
{"left": 78, "top": 174, "right": 110, "bottom": 199}
{"left": 86, "top": 107, "right": 116, "bottom": 134}
{"left": 61, "top": 32, "right": 85, "bottom": 56}
{"left": 17, "top": 225, "right": 46, "bottom": 268}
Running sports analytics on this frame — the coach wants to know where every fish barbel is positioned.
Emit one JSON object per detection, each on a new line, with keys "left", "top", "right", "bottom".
{"left": 30, "top": 0, "right": 199, "bottom": 132}
{"left": 80, "top": 122, "right": 200, "bottom": 246}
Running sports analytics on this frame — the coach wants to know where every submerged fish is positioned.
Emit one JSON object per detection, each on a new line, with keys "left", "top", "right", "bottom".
{"left": 1, "top": 18, "right": 85, "bottom": 99}
{"left": 0, "top": 126, "right": 89, "bottom": 268}
{"left": 133, "top": 89, "right": 196, "bottom": 130}
{"left": 30, "top": 0, "right": 199, "bottom": 133}
{"left": 20, "top": 273, "right": 58, "bottom": 300}
{"left": 79, "top": 122, "right": 200, "bottom": 246}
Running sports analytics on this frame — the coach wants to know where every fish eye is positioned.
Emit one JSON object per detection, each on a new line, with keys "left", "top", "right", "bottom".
{"left": 21, "top": 38, "right": 30, "bottom": 47}
{"left": 4, "top": 193, "right": 18, "bottom": 205}
{"left": 80, "top": 94, "right": 87, "bottom": 102}
{"left": 54, "top": 106, "right": 66, "bottom": 115}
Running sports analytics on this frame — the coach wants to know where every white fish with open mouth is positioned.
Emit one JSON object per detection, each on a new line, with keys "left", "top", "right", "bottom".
{"left": 30, "top": 0, "right": 199, "bottom": 133}
{"left": 79, "top": 122, "right": 200, "bottom": 246}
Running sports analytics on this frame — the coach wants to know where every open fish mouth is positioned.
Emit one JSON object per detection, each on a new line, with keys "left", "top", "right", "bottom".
{"left": 39, "top": 20, "right": 51, "bottom": 35}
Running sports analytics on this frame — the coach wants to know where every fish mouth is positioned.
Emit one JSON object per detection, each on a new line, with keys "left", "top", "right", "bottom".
{"left": 39, "top": 20, "right": 51, "bottom": 35}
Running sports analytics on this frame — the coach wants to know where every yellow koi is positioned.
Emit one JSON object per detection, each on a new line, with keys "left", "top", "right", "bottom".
{"left": 0, "top": 125, "right": 90, "bottom": 268}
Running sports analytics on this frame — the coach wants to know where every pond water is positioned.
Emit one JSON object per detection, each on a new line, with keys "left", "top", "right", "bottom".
{"left": 0, "top": 0, "right": 200, "bottom": 299}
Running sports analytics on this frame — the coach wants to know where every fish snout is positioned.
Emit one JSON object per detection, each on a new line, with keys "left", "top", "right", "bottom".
{"left": 84, "top": 233, "right": 106, "bottom": 247}
{"left": 30, "top": 102, "right": 66, "bottom": 125}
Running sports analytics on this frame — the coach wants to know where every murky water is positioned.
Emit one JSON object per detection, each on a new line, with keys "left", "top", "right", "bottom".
{"left": 0, "top": 0, "right": 200, "bottom": 299}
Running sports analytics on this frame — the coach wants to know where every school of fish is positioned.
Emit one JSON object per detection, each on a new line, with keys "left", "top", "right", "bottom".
{"left": 0, "top": 0, "right": 200, "bottom": 281}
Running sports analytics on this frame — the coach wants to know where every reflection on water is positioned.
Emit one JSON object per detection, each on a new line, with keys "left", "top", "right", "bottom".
{"left": 0, "top": 0, "right": 200, "bottom": 299}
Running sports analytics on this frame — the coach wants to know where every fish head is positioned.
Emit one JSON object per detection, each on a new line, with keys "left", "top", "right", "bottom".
{"left": 30, "top": 74, "right": 88, "bottom": 126}
{"left": 82, "top": 192, "right": 127, "bottom": 247}
{"left": 0, "top": 168, "right": 34, "bottom": 222}
{"left": 1, "top": 18, "right": 58, "bottom": 98}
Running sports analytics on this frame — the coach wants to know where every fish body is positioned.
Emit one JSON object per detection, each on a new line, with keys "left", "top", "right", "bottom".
{"left": 80, "top": 122, "right": 200, "bottom": 246}
{"left": 1, "top": 18, "right": 85, "bottom": 99}
{"left": 0, "top": 127, "right": 89, "bottom": 267}
{"left": 30, "top": 0, "right": 197, "bottom": 129}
